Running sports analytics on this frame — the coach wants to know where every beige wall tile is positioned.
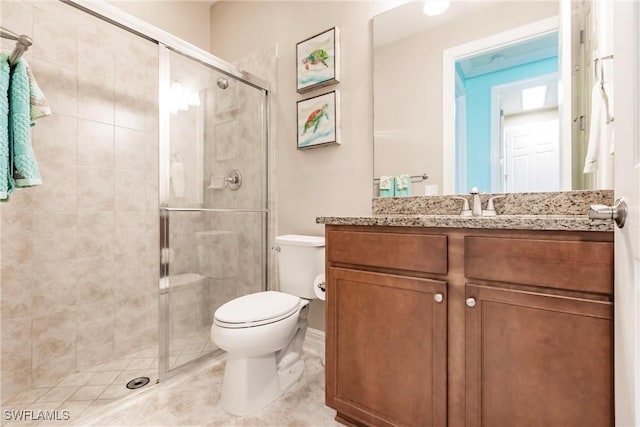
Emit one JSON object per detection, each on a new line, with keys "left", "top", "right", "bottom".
{"left": 145, "top": 213, "right": 159, "bottom": 255}
{"left": 145, "top": 132, "right": 159, "bottom": 174}
{"left": 31, "top": 114, "right": 78, "bottom": 164}
{"left": 77, "top": 80, "right": 115, "bottom": 125}
{"left": 115, "top": 97, "right": 146, "bottom": 133}
{"left": 77, "top": 120, "right": 114, "bottom": 167}
{"left": 1, "top": 316, "right": 32, "bottom": 371}
{"left": 1, "top": 210, "right": 33, "bottom": 266}
{"left": 114, "top": 127, "right": 145, "bottom": 171}
{"left": 77, "top": 167, "right": 115, "bottom": 212}
{"left": 31, "top": 8, "right": 77, "bottom": 68}
{"left": 77, "top": 342, "right": 114, "bottom": 372}
{"left": 32, "top": 213, "right": 76, "bottom": 261}
{"left": 115, "top": 170, "right": 146, "bottom": 212}
{"left": 31, "top": 161, "right": 77, "bottom": 213}
{"left": 31, "top": 353, "right": 76, "bottom": 388}
{"left": 76, "top": 301, "right": 114, "bottom": 350}
{"left": 114, "top": 212, "right": 146, "bottom": 254}
{"left": 0, "top": 186, "right": 35, "bottom": 212}
{"left": 1, "top": 367, "right": 32, "bottom": 398}
{"left": 28, "top": 59, "right": 77, "bottom": 118}
{"left": 32, "top": 308, "right": 76, "bottom": 367}
{"left": 114, "top": 329, "right": 156, "bottom": 359}
{"left": 145, "top": 170, "right": 159, "bottom": 213}
{"left": 31, "top": 259, "right": 77, "bottom": 314}
{"left": 75, "top": 256, "right": 114, "bottom": 304}
{"left": 113, "top": 255, "right": 147, "bottom": 302}
{"left": 77, "top": 212, "right": 114, "bottom": 257}
{"left": 0, "top": 264, "right": 33, "bottom": 319}
{"left": 78, "top": 37, "right": 114, "bottom": 87}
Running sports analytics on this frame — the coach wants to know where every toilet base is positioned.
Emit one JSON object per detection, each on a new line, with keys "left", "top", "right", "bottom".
{"left": 221, "top": 353, "right": 305, "bottom": 416}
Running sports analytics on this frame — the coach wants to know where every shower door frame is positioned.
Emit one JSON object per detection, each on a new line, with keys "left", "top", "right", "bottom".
{"left": 158, "top": 45, "right": 270, "bottom": 380}
{"left": 60, "top": 0, "right": 271, "bottom": 382}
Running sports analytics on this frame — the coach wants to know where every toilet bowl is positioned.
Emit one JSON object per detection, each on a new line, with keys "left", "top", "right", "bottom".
{"left": 210, "top": 234, "right": 325, "bottom": 416}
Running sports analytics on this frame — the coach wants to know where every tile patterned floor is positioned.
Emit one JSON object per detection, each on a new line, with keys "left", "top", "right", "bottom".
{"left": 78, "top": 351, "right": 339, "bottom": 427}
{"left": 1, "top": 328, "right": 216, "bottom": 427}
{"left": 1, "top": 345, "right": 159, "bottom": 427}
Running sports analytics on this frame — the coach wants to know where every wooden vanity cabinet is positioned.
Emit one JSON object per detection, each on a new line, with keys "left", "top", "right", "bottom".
{"left": 465, "top": 284, "right": 613, "bottom": 427}
{"left": 464, "top": 235, "right": 614, "bottom": 427}
{"left": 324, "top": 225, "right": 614, "bottom": 427}
{"left": 325, "top": 229, "right": 448, "bottom": 427}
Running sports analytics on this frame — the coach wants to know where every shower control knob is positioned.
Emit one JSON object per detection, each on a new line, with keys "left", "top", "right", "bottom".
{"left": 434, "top": 293, "right": 444, "bottom": 303}
{"left": 466, "top": 297, "right": 476, "bottom": 308}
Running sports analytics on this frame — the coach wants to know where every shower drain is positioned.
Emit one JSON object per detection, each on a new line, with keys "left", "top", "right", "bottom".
{"left": 126, "top": 376, "right": 150, "bottom": 390}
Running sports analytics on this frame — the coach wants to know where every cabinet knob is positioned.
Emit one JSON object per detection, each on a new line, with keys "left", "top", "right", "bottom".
{"left": 434, "top": 293, "right": 444, "bottom": 303}
{"left": 466, "top": 297, "right": 476, "bottom": 308}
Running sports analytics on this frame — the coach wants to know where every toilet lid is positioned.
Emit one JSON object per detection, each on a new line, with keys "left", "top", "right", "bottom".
{"left": 214, "top": 291, "right": 301, "bottom": 326}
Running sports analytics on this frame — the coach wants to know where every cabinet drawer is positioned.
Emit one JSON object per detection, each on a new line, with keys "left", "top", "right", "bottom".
{"left": 465, "top": 236, "right": 613, "bottom": 294}
{"left": 327, "top": 230, "right": 447, "bottom": 274}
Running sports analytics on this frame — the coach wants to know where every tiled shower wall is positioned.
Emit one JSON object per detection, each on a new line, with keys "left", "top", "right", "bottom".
{"left": 164, "top": 52, "right": 270, "bottom": 350}
{"left": 202, "top": 70, "right": 266, "bottom": 311}
{"left": 0, "top": 0, "right": 159, "bottom": 397}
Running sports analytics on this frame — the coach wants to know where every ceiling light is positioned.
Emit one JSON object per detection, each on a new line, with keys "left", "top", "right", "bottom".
{"left": 423, "top": 0, "right": 450, "bottom": 16}
{"left": 522, "top": 85, "right": 547, "bottom": 111}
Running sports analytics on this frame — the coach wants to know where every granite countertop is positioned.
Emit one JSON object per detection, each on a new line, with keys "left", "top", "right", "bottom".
{"left": 316, "top": 214, "right": 614, "bottom": 232}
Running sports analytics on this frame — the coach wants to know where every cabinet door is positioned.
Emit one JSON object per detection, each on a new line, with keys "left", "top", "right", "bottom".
{"left": 326, "top": 267, "right": 447, "bottom": 427}
{"left": 465, "top": 284, "right": 613, "bottom": 427}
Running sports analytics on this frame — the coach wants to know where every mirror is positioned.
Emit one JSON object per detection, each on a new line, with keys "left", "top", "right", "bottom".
{"left": 373, "top": 0, "right": 614, "bottom": 196}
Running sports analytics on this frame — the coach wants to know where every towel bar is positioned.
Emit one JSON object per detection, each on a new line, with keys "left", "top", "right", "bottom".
{"left": 373, "top": 173, "right": 429, "bottom": 183}
{"left": 0, "top": 26, "right": 32, "bottom": 65}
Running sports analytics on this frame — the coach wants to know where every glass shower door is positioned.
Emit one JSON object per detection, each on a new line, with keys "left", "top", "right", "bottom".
{"left": 158, "top": 47, "right": 268, "bottom": 377}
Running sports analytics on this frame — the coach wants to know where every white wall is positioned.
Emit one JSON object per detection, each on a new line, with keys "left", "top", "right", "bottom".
{"left": 108, "top": 0, "right": 212, "bottom": 51}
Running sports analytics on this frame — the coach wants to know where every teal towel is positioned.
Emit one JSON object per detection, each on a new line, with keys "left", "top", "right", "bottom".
{"left": 395, "top": 174, "right": 412, "bottom": 197}
{"left": 379, "top": 176, "right": 395, "bottom": 197}
{"left": 0, "top": 53, "right": 10, "bottom": 200}
{"left": 9, "top": 58, "right": 41, "bottom": 188}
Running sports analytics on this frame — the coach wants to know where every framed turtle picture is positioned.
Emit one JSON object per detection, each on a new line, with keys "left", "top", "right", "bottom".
{"left": 297, "top": 90, "right": 340, "bottom": 149}
{"left": 296, "top": 27, "right": 340, "bottom": 93}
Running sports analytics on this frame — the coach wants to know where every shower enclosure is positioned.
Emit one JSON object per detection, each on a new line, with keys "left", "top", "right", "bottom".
{"left": 0, "top": 0, "right": 270, "bottom": 408}
{"left": 158, "top": 47, "right": 269, "bottom": 377}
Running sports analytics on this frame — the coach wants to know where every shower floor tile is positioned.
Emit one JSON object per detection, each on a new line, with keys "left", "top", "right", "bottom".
{"left": 1, "top": 345, "right": 160, "bottom": 426}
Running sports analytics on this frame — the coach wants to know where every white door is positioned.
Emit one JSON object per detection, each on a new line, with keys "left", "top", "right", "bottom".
{"left": 504, "top": 119, "right": 560, "bottom": 193}
{"left": 614, "top": 2, "right": 640, "bottom": 426}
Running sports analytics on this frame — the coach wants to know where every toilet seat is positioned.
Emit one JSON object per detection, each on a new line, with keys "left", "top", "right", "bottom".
{"left": 214, "top": 291, "right": 301, "bottom": 329}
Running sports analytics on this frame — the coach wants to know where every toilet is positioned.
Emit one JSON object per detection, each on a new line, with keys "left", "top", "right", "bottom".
{"left": 210, "top": 234, "right": 325, "bottom": 416}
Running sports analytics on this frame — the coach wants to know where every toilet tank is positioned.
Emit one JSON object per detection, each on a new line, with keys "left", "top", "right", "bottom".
{"left": 275, "top": 234, "right": 325, "bottom": 299}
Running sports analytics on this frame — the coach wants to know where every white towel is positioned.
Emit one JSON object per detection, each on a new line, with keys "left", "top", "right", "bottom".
{"left": 379, "top": 176, "right": 393, "bottom": 190}
{"left": 170, "top": 159, "right": 185, "bottom": 198}
{"left": 583, "top": 80, "right": 614, "bottom": 179}
{"left": 396, "top": 175, "right": 410, "bottom": 190}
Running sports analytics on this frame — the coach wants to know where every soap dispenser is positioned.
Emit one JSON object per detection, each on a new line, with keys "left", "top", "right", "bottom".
{"left": 470, "top": 187, "right": 482, "bottom": 216}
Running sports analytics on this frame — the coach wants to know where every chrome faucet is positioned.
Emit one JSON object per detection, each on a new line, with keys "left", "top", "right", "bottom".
{"left": 470, "top": 187, "right": 482, "bottom": 216}
{"left": 452, "top": 196, "right": 471, "bottom": 217}
{"left": 482, "top": 195, "right": 506, "bottom": 216}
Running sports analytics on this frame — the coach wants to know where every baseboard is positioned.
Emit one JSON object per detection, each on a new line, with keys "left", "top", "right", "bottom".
{"left": 304, "top": 327, "right": 325, "bottom": 363}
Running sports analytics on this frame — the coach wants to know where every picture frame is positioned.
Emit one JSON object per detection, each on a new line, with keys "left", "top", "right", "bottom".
{"left": 297, "top": 90, "right": 340, "bottom": 149}
{"left": 296, "top": 27, "right": 340, "bottom": 93}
